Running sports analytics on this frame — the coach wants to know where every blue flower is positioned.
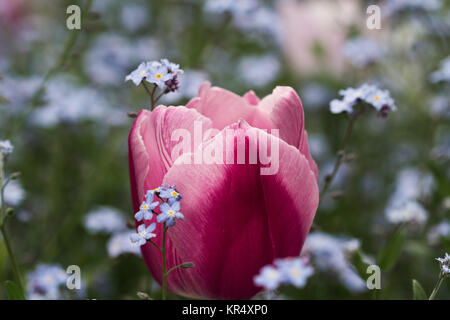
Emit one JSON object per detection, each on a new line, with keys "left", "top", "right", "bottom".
{"left": 330, "top": 84, "right": 396, "bottom": 115}
{"left": 26, "top": 264, "right": 67, "bottom": 300}
{"left": 253, "top": 265, "right": 283, "bottom": 291}
{"left": 158, "top": 187, "right": 182, "bottom": 203}
{"left": 130, "top": 223, "right": 156, "bottom": 246}
{"left": 146, "top": 61, "right": 172, "bottom": 87}
{"left": 125, "top": 62, "right": 149, "bottom": 86}
{"left": 0, "top": 140, "right": 14, "bottom": 155}
{"left": 342, "top": 37, "right": 385, "bottom": 68}
{"left": 134, "top": 192, "right": 159, "bottom": 221}
{"left": 157, "top": 201, "right": 184, "bottom": 227}
{"left": 436, "top": 253, "right": 450, "bottom": 276}
{"left": 161, "top": 59, "right": 184, "bottom": 75}
{"left": 274, "top": 258, "right": 314, "bottom": 288}
{"left": 430, "top": 56, "right": 450, "bottom": 83}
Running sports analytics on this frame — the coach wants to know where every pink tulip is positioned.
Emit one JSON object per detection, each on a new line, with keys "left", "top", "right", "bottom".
{"left": 129, "top": 82, "right": 319, "bottom": 299}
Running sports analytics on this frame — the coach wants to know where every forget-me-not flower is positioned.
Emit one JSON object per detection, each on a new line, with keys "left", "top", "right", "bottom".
{"left": 158, "top": 187, "right": 182, "bottom": 203}
{"left": 134, "top": 190, "right": 159, "bottom": 221}
{"left": 130, "top": 223, "right": 156, "bottom": 246}
{"left": 157, "top": 201, "right": 184, "bottom": 227}
{"left": 275, "top": 258, "right": 314, "bottom": 288}
{"left": 436, "top": 253, "right": 450, "bottom": 275}
{"left": 253, "top": 265, "right": 283, "bottom": 291}
{"left": 330, "top": 84, "right": 396, "bottom": 115}
{"left": 0, "top": 140, "right": 14, "bottom": 155}
{"left": 161, "top": 59, "right": 184, "bottom": 75}
{"left": 125, "top": 62, "right": 149, "bottom": 85}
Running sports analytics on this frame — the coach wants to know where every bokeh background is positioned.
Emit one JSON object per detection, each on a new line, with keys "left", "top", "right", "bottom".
{"left": 0, "top": 0, "right": 449, "bottom": 299}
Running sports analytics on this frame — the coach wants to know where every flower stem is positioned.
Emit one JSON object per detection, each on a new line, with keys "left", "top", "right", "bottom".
{"left": 319, "top": 111, "right": 361, "bottom": 202}
{"left": 161, "top": 225, "right": 168, "bottom": 300}
{"left": 0, "top": 156, "right": 24, "bottom": 292}
{"left": 429, "top": 273, "right": 445, "bottom": 300}
{"left": 141, "top": 83, "right": 158, "bottom": 110}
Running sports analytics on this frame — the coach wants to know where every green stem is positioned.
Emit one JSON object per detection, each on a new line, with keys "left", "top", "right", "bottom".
{"left": 319, "top": 111, "right": 362, "bottom": 203}
{"left": 0, "top": 156, "right": 24, "bottom": 292}
{"left": 148, "top": 239, "right": 162, "bottom": 252}
{"left": 161, "top": 225, "right": 168, "bottom": 300}
{"left": 0, "top": 225, "right": 24, "bottom": 291}
{"left": 165, "top": 262, "right": 193, "bottom": 277}
{"left": 429, "top": 273, "right": 445, "bottom": 300}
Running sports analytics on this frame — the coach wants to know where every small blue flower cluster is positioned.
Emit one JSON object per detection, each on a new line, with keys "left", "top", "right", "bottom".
{"left": 0, "top": 140, "right": 13, "bottom": 156}
{"left": 436, "top": 253, "right": 450, "bottom": 275}
{"left": 253, "top": 257, "right": 314, "bottom": 291}
{"left": 130, "top": 185, "right": 184, "bottom": 246}
{"left": 26, "top": 264, "right": 68, "bottom": 300}
{"left": 330, "top": 84, "right": 397, "bottom": 117}
{"left": 125, "top": 59, "right": 183, "bottom": 89}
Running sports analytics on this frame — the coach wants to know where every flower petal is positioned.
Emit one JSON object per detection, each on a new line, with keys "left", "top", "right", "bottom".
{"left": 129, "top": 106, "right": 213, "bottom": 206}
{"left": 153, "top": 121, "right": 319, "bottom": 299}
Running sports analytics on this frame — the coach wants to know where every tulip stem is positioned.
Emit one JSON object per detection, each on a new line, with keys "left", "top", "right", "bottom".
{"left": 0, "top": 156, "right": 24, "bottom": 292}
{"left": 319, "top": 110, "right": 362, "bottom": 202}
{"left": 161, "top": 225, "right": 168, "bottom": 300}
{"left": 429, "top": 273, "right": 445, "bottom": 300}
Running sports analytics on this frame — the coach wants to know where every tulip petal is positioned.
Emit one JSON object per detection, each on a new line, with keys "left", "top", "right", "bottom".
{"left": 186, "top": 82, "right": 272, "bottom": 130}
{"left": 129, "top": 106, "right": 213, "bottom": 205}
{"left": 153, "top": 121, "right": 319, "bottom": 299}
{"left": 187, "top": 84, "right": 317, "bottom": 178}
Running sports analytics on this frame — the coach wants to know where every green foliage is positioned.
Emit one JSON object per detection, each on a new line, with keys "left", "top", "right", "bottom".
{"left": 412, "top": 279, "right": 427, "bottom": 300}
{"left": 4, "top": 281, "right": 25, "bottom": 300}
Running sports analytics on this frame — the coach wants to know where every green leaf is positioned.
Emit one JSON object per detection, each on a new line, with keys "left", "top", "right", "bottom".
{"left": 4, "top": 280, "right": 25, "bottom": 300}
{"left": 350, "top": 250, "right": 370, "bottom": 279}
{"left": 412, "top": 279, "right": 427, "bottom": 300}
{"left": 377, "top": 227, "right": 405, "bottom": 271}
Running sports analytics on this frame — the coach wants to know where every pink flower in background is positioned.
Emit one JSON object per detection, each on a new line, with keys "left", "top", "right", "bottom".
{"left": 277, "top": 0, "right": 362, "bottom": 75}
{"left": 128, "top": 82, "right": 319, "bottom": 299}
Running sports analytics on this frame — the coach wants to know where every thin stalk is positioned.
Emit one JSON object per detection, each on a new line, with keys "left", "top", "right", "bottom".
{"left": 161, "top": 225, "right": 168, "bottom": 300}
{"left": 0, "top": 225, "right": 24, "bottom": 291}
{"left": 148, "top": 239, "right": 162, "bottom": 252}
{"left": 0, "top": 156, "right": 24, "bottom": 291}
{"left": 319, "top": 111, "right": 362, "bottom": 202}
{"left": 429, "top": 273, "right": 445, "bottom": 300}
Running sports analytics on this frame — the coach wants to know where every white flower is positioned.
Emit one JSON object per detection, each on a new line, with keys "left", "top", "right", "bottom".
{"left": 0, "top": 140, "right": 13, "bottom": 155}
{"left": 386, "top": 201, "right": 428, "bottom": 225}
{"left": 330, "top": 84, "right": 396, "bottom": 115}
{"left": 253, "top": 265, "right": 283, "bottom": 291}
{"left": 430, "top": 56, "right": 450, "bottom": 83}
{"left": 303, "top": 232, "right": 366, "bottom": 292}
{"left": 0, "top": 180, "right": 25, "bottom": 207}
{"left": 107, "top": 231, "right": 142, "bottom": 258}
{"left": 238, "top": 54, "right": 281, "bottom": 88}
{"left": 26, "top": 264, "right": 67, "bottom": 300}
{"left": 84, "top": 206, "right": 126, "bottom": 234}
{"left": 428, "top": 220, "right": 450, "bottom": 245}
{"left": 342, "top": 37, "right": 386, "bottom": 68}
{"left": 120, "top": 3, "right": 148, "bottom": 32}
{"left": 274, "top": 257, "right": 314, "bottom": 288}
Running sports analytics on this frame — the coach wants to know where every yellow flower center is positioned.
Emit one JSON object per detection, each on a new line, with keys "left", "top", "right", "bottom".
{"left": 290, "top": 268, "right": 301, "bottom": 278}
{"left": 139, "top": 230, "right": 147, "bottom": 237}
{"left": 167, "top": 210, "right": 176, "bottom": 217}
{"left": 155, "top": 73, "right": 163, "bottom": 80}
{"left": 142, "top": 204, "right": 149, "bottom": 210}
{"left": 374, "top": 95, "right": 380, "bottom": 101}
{"left": 139, "top": 70, "right": 146, "bottom": 76}
{"left": 171, "top": 191, "right": 178, "bottom": 197}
